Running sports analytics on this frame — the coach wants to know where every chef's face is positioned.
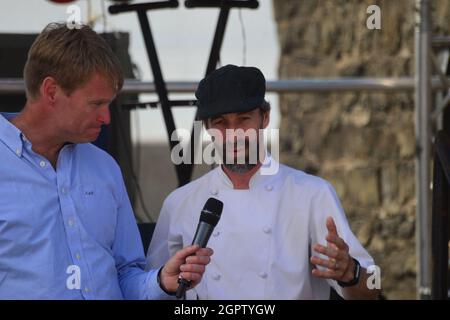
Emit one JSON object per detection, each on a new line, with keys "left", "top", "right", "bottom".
{"left": 207, "top": 108, "right": 269, "bottom": 172}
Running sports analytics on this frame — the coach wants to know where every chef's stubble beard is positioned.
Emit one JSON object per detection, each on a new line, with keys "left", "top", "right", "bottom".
{"left": 223, "top": 157, "right": 258, "bottom": 173}
{"left": 222, "top": 127, "right": 264, "bottom": 174}
{"left": 215, "top": 117, "right": 263, "bottom": 173}
{"left": 220, "top": 141, "right": 258, "bottom": 173}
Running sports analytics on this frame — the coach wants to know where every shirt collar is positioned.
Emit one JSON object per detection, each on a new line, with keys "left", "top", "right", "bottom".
{"left": 0, "top": 113, "right": 25, "bottom": 157}
{"left": 215, "top": 152, "right": 278, "bottom": 189}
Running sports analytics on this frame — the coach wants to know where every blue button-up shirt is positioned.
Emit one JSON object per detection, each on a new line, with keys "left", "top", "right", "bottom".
{"left": 0, "top": 113, "right": 167, "bottom": 299}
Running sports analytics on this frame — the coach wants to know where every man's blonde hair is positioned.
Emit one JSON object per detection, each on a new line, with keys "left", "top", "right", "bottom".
{"left": 24, "top": 22, "right": 124, "bottom": 100}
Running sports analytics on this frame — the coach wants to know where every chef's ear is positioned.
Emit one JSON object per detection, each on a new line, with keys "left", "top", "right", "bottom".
{"left": 260, "top": 102, "right": 270, "bottom": 129}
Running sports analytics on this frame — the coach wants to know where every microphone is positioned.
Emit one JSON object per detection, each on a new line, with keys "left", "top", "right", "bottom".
{"left": 175, "top": 197, "right": 223, "bottom": 299}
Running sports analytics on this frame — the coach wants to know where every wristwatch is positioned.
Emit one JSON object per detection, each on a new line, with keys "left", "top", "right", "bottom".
{"left": 338, "top": 258, "right": 361, "bottom": 287}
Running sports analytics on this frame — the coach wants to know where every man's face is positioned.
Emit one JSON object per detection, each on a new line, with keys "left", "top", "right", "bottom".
{"left": 207, "top": 108, "right": 269, "bottom": 172}
{"left": 54, "top": 73, "right": 116, "bottom": 144}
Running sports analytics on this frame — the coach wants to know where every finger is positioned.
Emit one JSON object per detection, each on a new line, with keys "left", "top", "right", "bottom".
{"left": 185, "top": 254, "right": 211, "bottom": 266}
{"left": 325, "top": 234, "right": 349, "bottom": 251}
{"left": 313, "top": 243, "right": 343, "bottom": 260}
{"left": 185, "top": 247, "right": 213, "bottom": 265}
{"left": 179, "top": 263, "right": 206, "bottom": 274}
{"left": 195, "top": 247, "right": 214, "bottom": 257}
{"left": 186, "top": 252, "right": 211, "bottom": 265}
{"left": 179, "top": 272, "right": 202, "bottom": 284}
{"left": 310, "top": 256, "right": 338, "bottom": 270}
{"left": 173, "top": 245, "right": 200, "bottom": 263}
{"left": 326, "top": 217, "right": 338, "bottom": 237}
{"left": 311, "top": 267, "right": 336, "bottom": 279}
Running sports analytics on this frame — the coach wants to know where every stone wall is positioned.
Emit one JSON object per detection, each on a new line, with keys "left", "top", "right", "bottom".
{"left": 273, "top": 0, "right": 450, "bottom": 299}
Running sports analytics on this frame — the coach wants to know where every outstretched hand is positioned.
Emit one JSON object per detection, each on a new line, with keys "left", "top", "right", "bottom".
{"left": 310, "top": 217, "right": 355, "bottom": 283}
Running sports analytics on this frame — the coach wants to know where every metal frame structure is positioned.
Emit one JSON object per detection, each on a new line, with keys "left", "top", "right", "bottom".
{"left": 2, "top": 77, "right": 450, "bottom": 94}
{"left": 0, "top": 0, "right": 448, "bottom": 299}
{"left": 415, "top": 0, "right": 432, "bottom": 299}
{"left": 416, "top": 0, "right": 450, "bottom": 299}
{"left": 108, "top": 0, "right": 259, "bottom": 186}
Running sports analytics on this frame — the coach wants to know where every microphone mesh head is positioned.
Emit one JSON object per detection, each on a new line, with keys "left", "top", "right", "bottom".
{"left": 199, "top": 198, "right": 223, "bottom": 226}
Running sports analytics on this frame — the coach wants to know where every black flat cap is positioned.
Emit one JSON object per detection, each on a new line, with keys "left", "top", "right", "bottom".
{"left": 195, "top": 64, "right": 266, "bottom": 120}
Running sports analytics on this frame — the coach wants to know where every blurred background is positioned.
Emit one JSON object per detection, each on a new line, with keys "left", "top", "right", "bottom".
{"left": 1, "top": 0, "right": 450, "bottom": 300}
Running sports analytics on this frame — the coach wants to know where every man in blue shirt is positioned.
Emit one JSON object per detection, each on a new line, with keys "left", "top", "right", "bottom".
{"left": 0, "top": 22, "right": 212, "bottom": 299}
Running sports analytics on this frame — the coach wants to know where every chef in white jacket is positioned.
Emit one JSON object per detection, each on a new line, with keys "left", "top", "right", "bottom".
{"left": 146, "top": 65, "right": 380, "bottom": 300}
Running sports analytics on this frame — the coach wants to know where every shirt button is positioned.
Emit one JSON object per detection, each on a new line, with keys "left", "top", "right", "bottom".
{"left": 210, "top": 189, "right": 218, "bottom": 196}
{"left": 212, "top": 273, "right": 221, "bottom": 281}
{"left": 15, "top": 149, "right": 21, "bottom": 156}
{"left": 263, "top": 227, "right": 272, "bottom": 234}
{"left": 61, "top": 187, "right": 67, "bottom": 195}
{"left": 259, "top": 272, "right": 268, "bottom": 279}
{"left": 213, "top": 231, "right": 220, "bottom": 237}
{"left": 39, "top": 161, "right": 46, "bottom": 168}
{"left": 76, "top": 253, "right": 81, "bottom": 260}
{"left": 68, "top": 219, "right": 75, "bottom": 227}
{"left": 84, "top": 287, "right": 91, "bottom": 293}
{"left": 265, "top": 185, "right": 273, "bottom": 192}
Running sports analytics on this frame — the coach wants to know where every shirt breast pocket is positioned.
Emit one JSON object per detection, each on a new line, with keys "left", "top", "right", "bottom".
{"left": 75, "top": 183, "right": 118, "bottom": 249}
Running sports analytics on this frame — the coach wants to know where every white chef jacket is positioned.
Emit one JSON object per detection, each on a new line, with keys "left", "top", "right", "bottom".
{"left": 146, "top": 155, "right": 374, "bottom": 299}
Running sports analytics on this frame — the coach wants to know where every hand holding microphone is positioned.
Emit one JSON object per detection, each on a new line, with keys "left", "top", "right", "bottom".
{"left": 176, "top": 197, "right": 223, "bottom": 299}
{"left": 156, "top": 198, "right": 223, "bottom": 298}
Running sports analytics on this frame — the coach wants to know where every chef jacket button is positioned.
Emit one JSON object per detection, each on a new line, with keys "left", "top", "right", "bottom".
{"left": 210, "top": 189, "right": 218, "bottom": 196}
{"left": 212, "top": 273, "right": 221, "bottom": 281}
{"left": 259, "top": 272, "right": 268, "bottom": 279}
{"left": 265, "top": 185, "right": 273, "bottom": 191}
{"left": 213, "top": 231, "right": 220, "bottom": 237}
{"left": 263, "top": 227, "right": 272, "bottom": 234}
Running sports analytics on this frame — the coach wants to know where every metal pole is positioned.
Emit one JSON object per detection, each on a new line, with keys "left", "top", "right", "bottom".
{"left": 136, "top": 9, "right": 192, "bottom": 187}
{"left": 182, "top": 6, "right": 231, "bottom": 185}
{"left": 204, "top": 7, "right": 230, "bottom": 76}
{"left": 3, "top": 77, "right": 450, "bottom": 94}
{"left": 414, "top": 0, "right": 432, "bottom": 299}
{"left": 186, "top": 6, "right": 231, "bottom": 183}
